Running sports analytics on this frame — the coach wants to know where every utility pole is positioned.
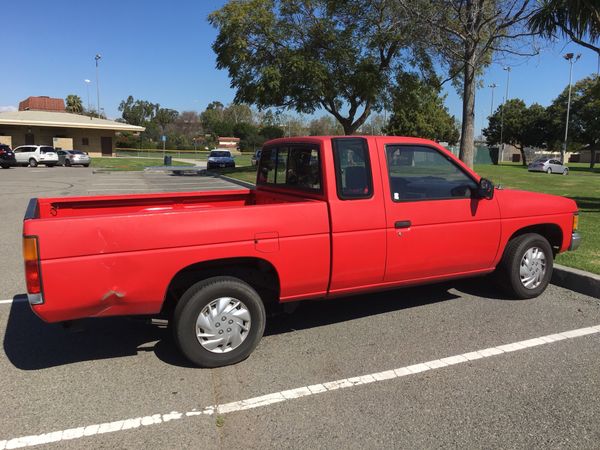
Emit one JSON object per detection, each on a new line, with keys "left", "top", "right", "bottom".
{"left": 95, "top": 54, "right": 102, "bottom": 117}
{"left": 488, "top": 83, "right": 497, "bottom": 115}
{"left": 562, "top": 53, "right": 581, "bottom": 164}
{"left": 499, "top": 67, "right": 511, "bottom": 164}
{"left": 84, "top": 79, "right": 91, "bottom": 113}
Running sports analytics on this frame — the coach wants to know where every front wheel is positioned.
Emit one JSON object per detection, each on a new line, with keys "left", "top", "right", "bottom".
{"left": 173, "top": 276, "right": 266, "bottom": 368}
{"left": 1, "top": 165, "right": 9, "bottom": 169}
{"left": 65, "top": 159, "right": 71, "bottom": 167}
{"left": 546, "top": 168, "right": 552, "bottom": 174}
{"left": 495, "top": 233, "right": 553, "bottom": 299}
{"left": 563, "top": 168, "right": 569, "bottom": 175}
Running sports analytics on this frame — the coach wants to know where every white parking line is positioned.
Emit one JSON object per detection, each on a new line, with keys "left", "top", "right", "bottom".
{"left": 0, "top": 299, "right": 25, "bottom": 305}
{"left": 1, "top": 323, "right": 599, "bottom": 449}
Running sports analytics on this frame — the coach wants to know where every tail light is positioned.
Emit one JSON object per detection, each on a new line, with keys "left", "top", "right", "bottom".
{"left": 23, "top": 236, "right": 44, "bottom": 304}
{"left": 572, "top": 212, "right": 579, "bottom": 231}
{"left": 0, "top": 150, "right": 5, "bottom": 155}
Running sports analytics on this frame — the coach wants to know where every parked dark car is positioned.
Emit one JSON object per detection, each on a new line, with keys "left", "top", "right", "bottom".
{"left": 206, "top": 150, "right": 235, "bottom": 169}
{"left": 0, "top": 144, "right": 17, "bottom": 169}
{"left": 57, "top": 150, "right": 91, "bottom": 167}
{"left": 251, "top": 149, "right": 262, "bottom": 166}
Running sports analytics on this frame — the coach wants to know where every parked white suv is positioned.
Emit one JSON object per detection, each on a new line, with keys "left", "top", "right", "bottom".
{"left": 13, "top": 145, "right": 59, "bottom": 167}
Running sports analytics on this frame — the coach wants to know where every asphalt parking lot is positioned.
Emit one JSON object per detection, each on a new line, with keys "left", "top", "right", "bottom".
{"left": 1, "top": 166, "right": 599, "bottom": 449}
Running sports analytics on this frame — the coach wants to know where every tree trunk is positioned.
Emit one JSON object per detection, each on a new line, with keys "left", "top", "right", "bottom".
{"left": 591, "top": 148, "right": 596, "bottom": 169}
{"left": 459, "top": 52, "right": 476, "bottom": 168}
{"left": 519, "top": 146, "right": 527, "bottom": 166}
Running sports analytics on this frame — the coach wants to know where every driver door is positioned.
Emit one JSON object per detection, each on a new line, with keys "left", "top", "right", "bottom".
{"left": 380, "top": 143, "right": 501, "bottom": 282}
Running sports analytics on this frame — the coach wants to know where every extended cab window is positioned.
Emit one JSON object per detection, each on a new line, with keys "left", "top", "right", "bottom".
{"left": 332, "top": 138, "right": 373, "bottom": 199}
{"left": 258, "top": 145, "right": 321, "bottom": 192}
{"left": 386, "top": 145, "right": 477, "bottom": 202}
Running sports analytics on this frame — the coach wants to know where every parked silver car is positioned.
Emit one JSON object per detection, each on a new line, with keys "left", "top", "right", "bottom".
{"left": 528, "top": 158, "right": 569, "bottom": 175}
{"left": 57, "top": 150, "right": 91, "bottom": 167}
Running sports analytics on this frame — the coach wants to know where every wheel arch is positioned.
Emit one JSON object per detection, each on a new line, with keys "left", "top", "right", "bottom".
{"left": 505, "top": 223, "right": 563, "bottom": 257}
{"left": 161, "top": 257, "right": 281, "bottom": 317}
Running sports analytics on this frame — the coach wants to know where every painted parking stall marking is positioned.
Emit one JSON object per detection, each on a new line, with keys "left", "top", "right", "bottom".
{"left": 1, "top": 324, "right": 599, "bottom": 449}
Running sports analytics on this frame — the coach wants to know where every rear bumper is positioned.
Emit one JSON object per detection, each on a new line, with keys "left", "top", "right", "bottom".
{"left": 0, "top": 158, "right": 17, "bottom": 167}
{"left": 569, "top": 232, "right": 581, "bottom": 251}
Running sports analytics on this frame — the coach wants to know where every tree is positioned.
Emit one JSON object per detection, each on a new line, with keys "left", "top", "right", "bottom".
{"left": 529, "top": 0, "right": 600, "bottom": 55}
{"left": 65, "top": 95, "right": 83, "bottom": 114}
{"left": 259, "top": 125, "right": 285, "bottom": 140}
{"left": 308, "top": 116, "right": 344, "bottom": 136}
{"left": 154, "top": 107, "right": 179, "bottom": 134}
{"left": 118, "top": 96, "right": 156, "bottom": 126}
{"left": 483, "top": 99, "right": 547, "bottom": 166}
{"left": 209, "top": 0, "right": 428, "bottom": 135}
{"left": 384, "top": 73, "right": 459, "bottom": 144}
{"left": 546, "top": 76, "right": 600, "bottom": 168}
{"left": 397, "top": 0, "right": 538, "bottom": 167}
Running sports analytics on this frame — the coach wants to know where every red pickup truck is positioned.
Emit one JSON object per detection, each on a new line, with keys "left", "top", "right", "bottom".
{"left": 22, "top": 136, "right": 580, "bottom": 367}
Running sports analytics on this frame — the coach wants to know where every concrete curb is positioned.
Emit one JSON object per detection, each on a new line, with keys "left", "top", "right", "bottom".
{"left": 552, "top": 264, "right": 600, "bottom": 299}
{"left": 218, "top": 175, "right": 256, "bottom": 189}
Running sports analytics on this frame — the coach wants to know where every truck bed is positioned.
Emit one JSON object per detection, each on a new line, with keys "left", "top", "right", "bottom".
{"left": 30, "top": 189, "right": 311, "bottom": 219}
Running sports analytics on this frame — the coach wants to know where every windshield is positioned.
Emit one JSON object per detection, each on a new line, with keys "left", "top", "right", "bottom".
{"left": 210, "top": 151, "right": 231, "bottom": 158}
{"left": 533, "top": 158, "right": 548, "bottom": 163}
{"left": 71, "top": 150, "right": 85, "bottom": 155}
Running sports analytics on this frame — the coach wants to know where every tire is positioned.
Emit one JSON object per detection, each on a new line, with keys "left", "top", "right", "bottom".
{"left": 173, "top": 276, "right": 266, "bottom": 368}
{"left": 65, "top": 159, "right": 71, "bottom": 167}
{"left": 83, "top": 164, "right": 90, "bottom": 167}
{"left": 29, "top": 158, "right": 38, "bottom": 168}
{"left": 495, "top": 233, "right": 553, "bottom": 299}
{"left": 546, "top": 168, "right": 552, "bottom": 174}
{"left": 1, "top": 165, "right": 9, "bottom": 169}
{"left": 563, "top": 168, "right": 569, "bottom": 175}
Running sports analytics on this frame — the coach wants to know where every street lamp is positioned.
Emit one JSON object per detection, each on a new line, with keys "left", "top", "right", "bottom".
{"left": 84, "top": 79, "right": 91, "bottom": 113}
{"left": 562, "top": 52, "right": 581, "bottom": 164}
{"left": 488, "top": 83, "right": 497, "bottom": 115}
{"left": 499, "top": 66, "right": 511, "bottom": 163}
{"left": 95, "top": 54, "right": 102, "bottom": 117}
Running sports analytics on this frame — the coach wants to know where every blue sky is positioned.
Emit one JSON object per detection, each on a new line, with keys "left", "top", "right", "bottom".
{"left": 1, "top": 0, "right": 599, "bottom": 136}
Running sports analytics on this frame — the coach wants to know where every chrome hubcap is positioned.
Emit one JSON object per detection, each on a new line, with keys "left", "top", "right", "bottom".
{"left": 195, "top": 297, "right": 251, "bottom": 353}
{"left": 520, "top": 247, "right": 546, "bottom": 289}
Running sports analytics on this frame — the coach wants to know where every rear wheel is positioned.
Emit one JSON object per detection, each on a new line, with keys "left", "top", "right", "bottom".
{"left": 1, "top": 165, "right": 9, "bottom": 169}
{"left": 29, "top": 158, "right": 38, "bottom": 168}
{"left": 83, "top": 164, "right": 90, "bottom": 167}
{"left": 172, "top": 276, "right": 266, "bottom": 368}
{"left": 495, "top": 233, "right": 553, "bottom": 299}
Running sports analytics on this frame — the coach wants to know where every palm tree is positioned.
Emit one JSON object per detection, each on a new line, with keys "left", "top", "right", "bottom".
{"left": 65, "top": 94, "right": 84, "bottom": 114}
{"left": 529, "top": 0, "right": 600, "bottom": 54}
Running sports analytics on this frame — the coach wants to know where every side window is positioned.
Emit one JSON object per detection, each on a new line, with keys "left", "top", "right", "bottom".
{"left": 332, "top": 138, "right": 373, "bottom": 199}
{"left": 386, "top": 145, "right": 477, "bottom": 202}
{"left": 257, "top": 145, "right": 322, "bottom": 192}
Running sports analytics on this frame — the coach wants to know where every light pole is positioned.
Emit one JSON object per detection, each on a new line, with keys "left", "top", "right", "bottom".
{"left": 488, "top": 83, "right": 497, "bottom": 115}
{"left": 499, "top": 66, "right": 511, "bottom": 163}
{"left": 95, "top": 54, "right": 102, "bottom": 117}
{"left": 84, "top": 79, "right": 91, "bottom": 113}
{"left": 562, "top": 52, "right": 581, "bottom": 164}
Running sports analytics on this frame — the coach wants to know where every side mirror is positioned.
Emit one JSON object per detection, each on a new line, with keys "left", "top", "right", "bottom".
{"left": 477, "top": 178, "right": 494, "bottom": 199}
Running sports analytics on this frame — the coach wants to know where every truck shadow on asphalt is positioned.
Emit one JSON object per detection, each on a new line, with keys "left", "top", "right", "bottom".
{"left": 3, "top": 279, "right": 511, "bottom": 370}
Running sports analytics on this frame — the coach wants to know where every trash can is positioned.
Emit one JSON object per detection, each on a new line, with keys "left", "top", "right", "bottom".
{"left": 164, "top": 155, "right": 172, "bottom": 166}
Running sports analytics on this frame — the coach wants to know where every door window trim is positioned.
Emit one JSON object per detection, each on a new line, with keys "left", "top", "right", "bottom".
{"left": 384, "top": 144, "right": 478, "bottom": 203}
{"left": 332, "top": 137, "right": 374, "bottom": 200}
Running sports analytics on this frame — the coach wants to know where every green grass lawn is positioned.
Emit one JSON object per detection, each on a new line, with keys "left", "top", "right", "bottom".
{"left": 474, "top": 163, "right": 599, "bottom": 274}
{"left": 91, "top": 157, "right": 194, "bottom": 171}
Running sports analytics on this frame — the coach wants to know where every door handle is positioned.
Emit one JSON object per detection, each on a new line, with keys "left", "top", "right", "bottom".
{"left": 394, "top": 220, "right": 411, "bottom": 229}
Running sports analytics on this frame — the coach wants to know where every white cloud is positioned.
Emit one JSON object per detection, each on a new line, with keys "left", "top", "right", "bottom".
{"left": 0, "top": 106, "right": 17, "bottom": 112}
